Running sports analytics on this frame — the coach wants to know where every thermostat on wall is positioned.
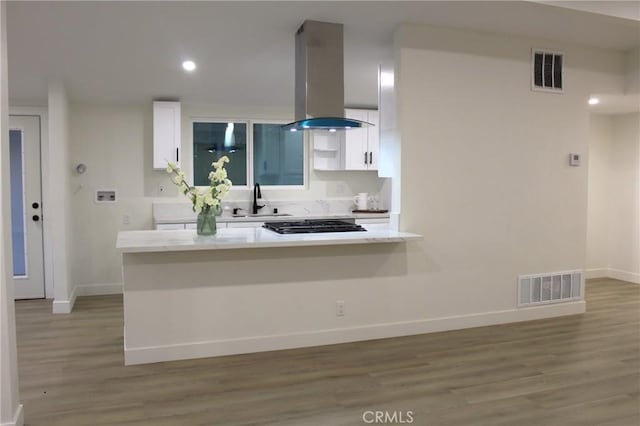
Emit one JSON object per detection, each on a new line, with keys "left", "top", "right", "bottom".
{"left": 569, "top": 153, "right": 581, "bottom": 167}
{"left": 95, "top": 189, "right": 117, "bottom": 203}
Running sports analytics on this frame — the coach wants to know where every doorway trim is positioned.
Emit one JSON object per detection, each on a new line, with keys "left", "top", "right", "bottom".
{"left": 9, "top": 106, "right": 52, "bottom": 299}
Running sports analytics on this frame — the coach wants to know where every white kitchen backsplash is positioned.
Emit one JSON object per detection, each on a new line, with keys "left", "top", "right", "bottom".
{"left": 153, "top": 198, "right": 375, "bottom": 223}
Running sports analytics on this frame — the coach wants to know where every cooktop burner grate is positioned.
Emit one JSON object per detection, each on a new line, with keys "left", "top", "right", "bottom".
{"left": 263, "top": 219, "right": 366, "bottom": 234}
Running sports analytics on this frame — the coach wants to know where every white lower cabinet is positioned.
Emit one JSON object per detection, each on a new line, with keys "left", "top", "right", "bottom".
{"left": 226, "top": 221, "right": 264, "bottom": 228}
{"left": 156, "top": 223, "right": 187, "bottom": 230}
{"left": 156, "top": 219, "right": 389, "bottom": 231}
{"left": 155, "top": 222, "right": 227, "bottom": 230}
{"left": 355, "top": 218, "right": 389, "bottom": 225}
{"left": 155, "top": 221, "right": 235, "bottom": 230}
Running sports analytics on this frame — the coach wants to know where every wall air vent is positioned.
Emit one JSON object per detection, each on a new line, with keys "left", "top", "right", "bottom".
{"left": 532, "top": 48, "right": 564, "bottom": 93}
{"left": 518, "top": 270, "right": 582, "bottom": 307}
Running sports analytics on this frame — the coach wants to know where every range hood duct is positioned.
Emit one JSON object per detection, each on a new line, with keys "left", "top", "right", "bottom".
{"left": 283, "top": 20, "right": 372, "bottom": 132}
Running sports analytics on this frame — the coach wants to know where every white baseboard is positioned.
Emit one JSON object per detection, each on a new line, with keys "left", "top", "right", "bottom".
{"left": 608, "top": 268, "right": 640, "bottom": 284}
{"left": 52, "top": 283, "right": 122, "bottom": 313}
{"left": 1, "top": 404, "right": 24, "bottom": 426}
{"left": 585, "top": 268, "right": 608, "bottom": 279}
{"left": 52, "top": 285, "right": 78, "bottom": 314}
{"left": 75, "top": 282, "right": 123, "bottom": 296}
{"left": 124, "top": 300, "right": 585, "bottom": 365}
{"left": 586, "top": 268, "right": 640, "bottom": 284}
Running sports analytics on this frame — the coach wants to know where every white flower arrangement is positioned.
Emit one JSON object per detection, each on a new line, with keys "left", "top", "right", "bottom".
{"left": 166, "top": 156, "right": 232, "bottom": 214}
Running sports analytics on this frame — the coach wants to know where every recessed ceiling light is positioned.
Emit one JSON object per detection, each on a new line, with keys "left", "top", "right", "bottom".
{"left": 329, "top": 128, "right": 337, "bottom": 132}
{"left": 588, "top": 97, "right": 600, "bottom": 105}
{"left": 182, "top": 60, "right": 196, "bottom": 72}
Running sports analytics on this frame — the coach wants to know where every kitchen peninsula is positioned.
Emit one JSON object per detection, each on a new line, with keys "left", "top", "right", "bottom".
{"left": 117, "top": 226, "right": 422, "bottom": 365}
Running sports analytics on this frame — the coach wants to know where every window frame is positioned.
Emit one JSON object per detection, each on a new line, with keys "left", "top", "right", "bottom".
{"left": 190, "top": 117, "right": 307, "bottom": 191}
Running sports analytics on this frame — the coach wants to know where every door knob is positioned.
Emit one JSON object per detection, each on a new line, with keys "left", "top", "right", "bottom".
{"left": 32, "top": 202, "right": 39, "bottom": 209}
{"left": 32, "top": 215, "right": 40, "bottom": 222}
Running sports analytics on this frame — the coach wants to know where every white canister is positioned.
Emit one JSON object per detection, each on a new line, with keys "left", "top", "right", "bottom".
{"left": 354, "top": 193, "right": 368, "bottom": 210}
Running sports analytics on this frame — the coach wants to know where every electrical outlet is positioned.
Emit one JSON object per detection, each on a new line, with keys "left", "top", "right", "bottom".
{"left": 123, "top": 214, "right": 131, "bottom": 225}
{"left": 336, "top": 300, "right": 345, "bottom": 317}
{"left": 159, "top": 183, "right": 165, "bottom": 193}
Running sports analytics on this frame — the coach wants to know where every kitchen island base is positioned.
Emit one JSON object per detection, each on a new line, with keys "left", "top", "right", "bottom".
{"left": 122, "top": 244, "right": 420, "bottom": 365}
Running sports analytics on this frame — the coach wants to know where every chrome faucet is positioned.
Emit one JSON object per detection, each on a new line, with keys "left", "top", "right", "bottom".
{"left": 252, "top": 183, "right": 265, "bottom": 214}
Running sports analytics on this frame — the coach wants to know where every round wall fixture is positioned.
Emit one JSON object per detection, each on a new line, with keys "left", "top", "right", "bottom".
{"left": 76, "top": 163, "right": 87, "bottom": 174}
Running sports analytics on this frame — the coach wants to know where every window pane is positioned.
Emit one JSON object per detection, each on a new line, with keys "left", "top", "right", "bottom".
{"left": 193, "top": 122, "right": 247, "bottom": 186}
{"left": 9, "top": 130, "right": 26, "bottom": 277}
{"left": 253, "top": 123, "right": 304, "bottom": 186}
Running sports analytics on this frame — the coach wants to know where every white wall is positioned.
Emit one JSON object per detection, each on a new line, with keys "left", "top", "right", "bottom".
{"left": 48, "top": 82, "right": 75, "bottom": 313}
{"left": 69, "top": 104, "right": 152, "bottom": 294}
{"left": 624, "top": 47, "right": 639, "bottom": 94}
{"left": 0, "top": 0, "right": 23, "bottom": 424}
{"left": 67, "top": 103, "right": 383, "bottom": 295}
{"left": 587, "top": 113, "right": 640, "bottom": 283}
{"left": 586, "top": 114, "right": 612, "bottom": 275}
{"left": 609, "top": 113, "right": 640, "bottom": 282}
{"left": 395, "top": 23, "right": 624, "bottom": 316}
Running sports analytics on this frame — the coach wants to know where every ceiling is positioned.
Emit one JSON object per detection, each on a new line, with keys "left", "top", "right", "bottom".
{"left": 589, "top": 94, "right": 640, "bottom": 115}
{"left": 534, "top": 1, "right": 640, "bottom": 21}
{"left": 6, "top": 1, "right": 640, "bottom": 107}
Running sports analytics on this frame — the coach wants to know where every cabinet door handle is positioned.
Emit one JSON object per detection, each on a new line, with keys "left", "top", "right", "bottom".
{"left": 176, "top": 147, "right": 179, "bottom": 162}
{"left": 369, "top": 152, "right": 373, "bottom": 164}
{"left": 364, "top": 152, "right": 368, "bottom": 165}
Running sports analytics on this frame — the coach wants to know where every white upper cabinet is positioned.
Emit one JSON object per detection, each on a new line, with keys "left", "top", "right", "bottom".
{"left": 366, "top": 110, "right": 379, "bottom": 170}
{"left": 153, "top": 101, "right": 181, "bottom": 170}
{"left": 311, "top": 108, "right": 380, "bottom": 172}
{"left": 344, "top": 108, "right": 379, "bottom": 171}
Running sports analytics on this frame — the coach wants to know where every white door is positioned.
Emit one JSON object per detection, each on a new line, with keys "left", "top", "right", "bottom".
{"left": 9, "top": 115, "right": 45, "bottom": 299}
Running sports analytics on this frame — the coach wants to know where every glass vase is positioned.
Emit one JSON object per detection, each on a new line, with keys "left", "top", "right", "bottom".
{"left": 196, "top": 209, "right": 218, "bottom": 236}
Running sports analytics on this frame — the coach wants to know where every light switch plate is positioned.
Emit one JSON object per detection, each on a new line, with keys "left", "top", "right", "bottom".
{"left": 569, "top": 153, "right": 581, "bottom": 167}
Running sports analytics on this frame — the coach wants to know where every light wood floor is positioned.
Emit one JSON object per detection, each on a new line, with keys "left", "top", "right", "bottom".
{"left": 15, "top": 279, "right": 640, "bottom": 426}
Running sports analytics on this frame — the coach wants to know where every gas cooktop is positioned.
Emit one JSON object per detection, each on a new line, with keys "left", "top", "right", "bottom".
{"left": 263, "top": 219, "right": 366, "bottom": 234}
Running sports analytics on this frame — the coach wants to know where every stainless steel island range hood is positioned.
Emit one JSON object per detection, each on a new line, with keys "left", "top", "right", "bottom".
{"left": 282, "top": 20, "right": 372, "bottom": 132}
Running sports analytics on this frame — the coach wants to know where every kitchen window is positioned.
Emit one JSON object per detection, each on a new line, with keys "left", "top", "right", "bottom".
{"left": 253, "top": 123, "right": 304, "bottom": 187}
{"left": 192, "top": 120, "right": 305, "bottom": 188}
{"left": 193, "top": 121, "right": 248, "bottom": 186}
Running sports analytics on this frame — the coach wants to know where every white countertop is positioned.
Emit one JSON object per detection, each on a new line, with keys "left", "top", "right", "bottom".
{"left": 154, "top": 212, "right": 390, "bottom": 224}
{"left": 117, "top": 226, "right": 422, "bottom": 253}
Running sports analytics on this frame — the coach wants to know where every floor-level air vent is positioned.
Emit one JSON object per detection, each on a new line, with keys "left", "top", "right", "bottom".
{"left": 532, "top": 48, "right": 563, "bottom": 93}
{"left": 518, "top": 270, "right": 582, "bottom": 307}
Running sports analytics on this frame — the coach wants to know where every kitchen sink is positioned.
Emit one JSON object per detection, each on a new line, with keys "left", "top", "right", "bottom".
{"left": 232, "top": 213, "right": 292, "bottom": 218}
